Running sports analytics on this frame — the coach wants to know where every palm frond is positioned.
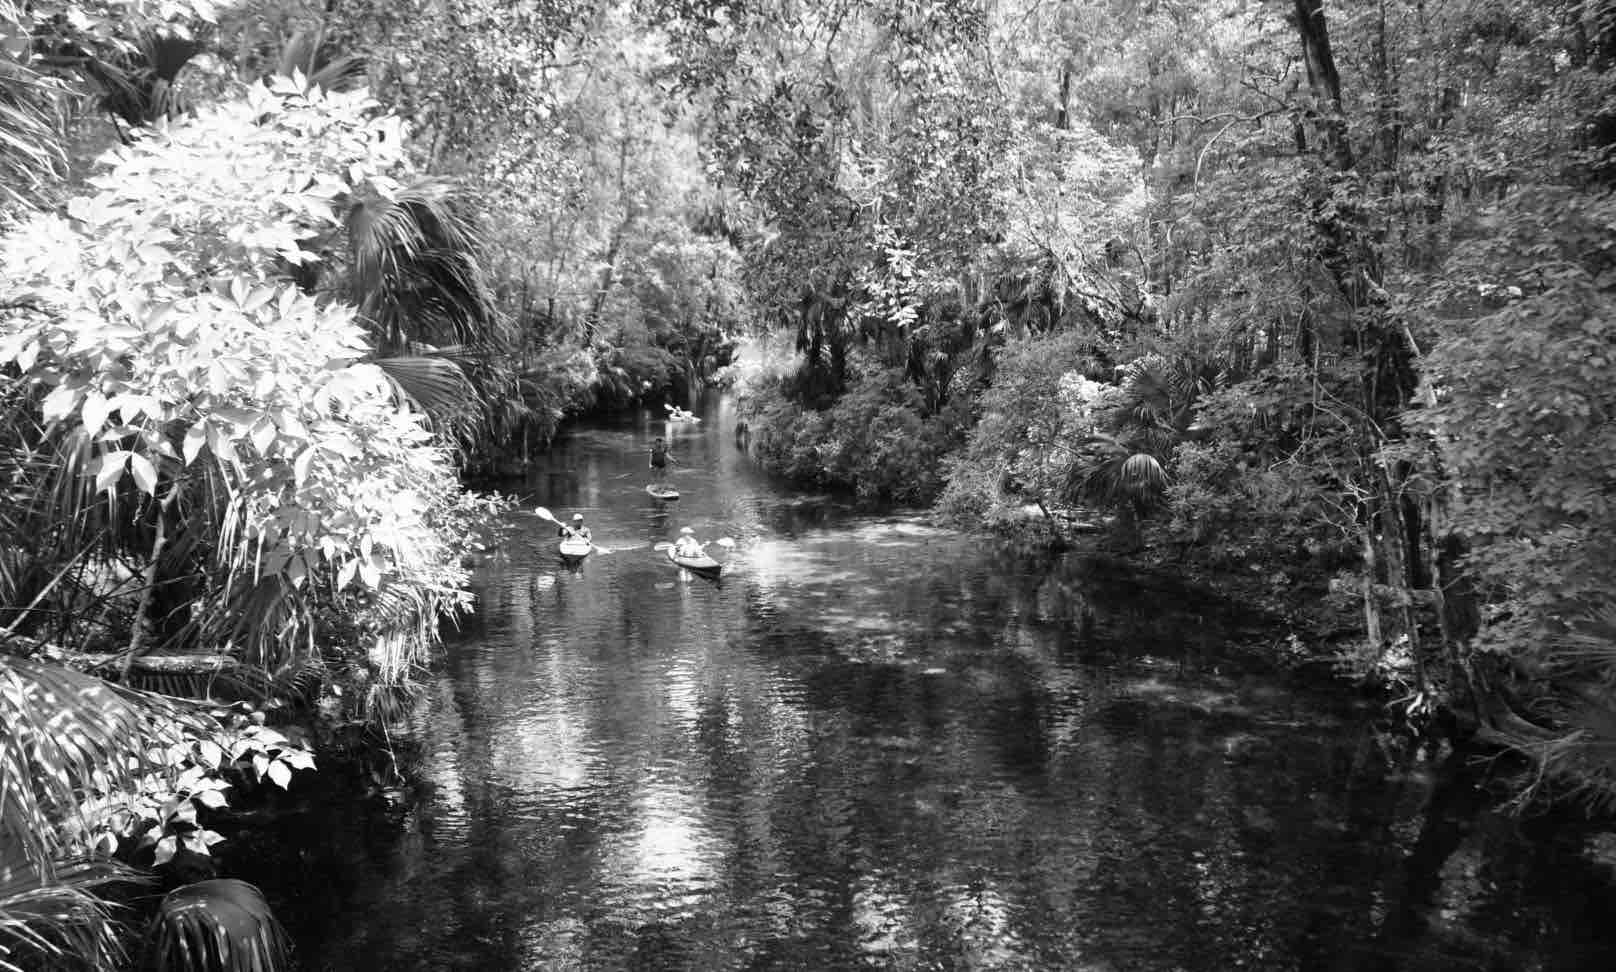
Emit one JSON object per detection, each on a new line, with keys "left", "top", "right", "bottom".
{"left": 346, "top": 178, "right": 500, "bottom": 353}
{"left": 0, "top": 857, "right": 137, "bottom": 972}
{"left": 208, "top": 575, "right": 306, "bottom": 675}
{"left": 0, "top": 55, "right": 71, "bottom": 209}
{"left": 1066, "top": 434, "right": 1170, "bottom": 511}
{"left": 144, "top": 879, "right": 291, "bottom": 972}
{"left": 372, "top": 355, "right": 477, "bottom": 421}
{"left": 275, "top": 28, "right": 367, "bottom": 93}
{"left": 0, "top": 656, "right": 195, "bottom": 868}
{"left": 83, "top": 29, "right": 202, "bottom": 128}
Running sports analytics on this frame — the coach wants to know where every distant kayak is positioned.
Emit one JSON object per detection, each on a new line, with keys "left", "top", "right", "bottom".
{"left": 646, "top": 484, "right": 680, "bottom": 500}
{"left": 666, "top": 546, "right": 721, "bottom": 578}
{"left": 558, "top": 538, "right": 593, "bottom": 560}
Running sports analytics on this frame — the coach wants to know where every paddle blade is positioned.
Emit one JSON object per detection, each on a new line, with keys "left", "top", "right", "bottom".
{"left": 715, "top": 537, "right": 736, "bottom": 549}
{"left": 534, "top": 506, "right": 557, "bottom": 523}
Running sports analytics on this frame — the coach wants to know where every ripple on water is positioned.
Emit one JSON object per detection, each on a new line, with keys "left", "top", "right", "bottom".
{"left": 258, "top": 408, "right": 1616, "bottom": 972}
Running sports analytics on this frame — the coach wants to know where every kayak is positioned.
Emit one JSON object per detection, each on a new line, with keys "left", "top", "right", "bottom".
{"left": 666, "top": 546, "right": 722, "bottom": 578}
{"left": 558, "top": 538, "right": 593, "bottom": 560}
{"left": 646, "top": 484, "right": 680, "bottom": 500}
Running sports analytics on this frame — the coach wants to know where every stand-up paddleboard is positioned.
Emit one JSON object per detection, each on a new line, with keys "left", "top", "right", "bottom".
{"left": 646, "top": 483, "right": 680, "bottom": 500}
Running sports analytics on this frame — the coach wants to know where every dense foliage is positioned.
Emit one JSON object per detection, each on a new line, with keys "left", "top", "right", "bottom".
{"left": 0, "top": 3, "right": 507, "bottom": 966}
{"left": 653, "top": 0, "right": 1616, "bottom": 808}
{"left": 6, "top": 0, "right": 1616, "bottom": 965}
{"left": 321, "top": 0, "right": 746, "bottom": 459}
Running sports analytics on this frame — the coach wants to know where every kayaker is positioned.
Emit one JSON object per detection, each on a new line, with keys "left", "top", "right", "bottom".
{"left": 672, "top": 526, "right": 704, "bottom": 558}
{"left": 558, "top": 513, "right": 592, "bottom": 543}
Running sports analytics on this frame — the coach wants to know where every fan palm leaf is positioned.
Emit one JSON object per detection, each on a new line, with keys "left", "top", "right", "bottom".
{"left": 274, "top": 28, "right": 366, "bottom": 93}
{"left": 346, "top": 178, "right": 502, "bottom": 354}
{"left": 81, "top": 29, "right": 203, "bottom": 129}
{"left": 144, "top": 879, "right": 290, "bottom": 972}
{"left": 372, "top": 354, "right": 479, "bottom": 439}
{"left": 1067, "top": 433, "right": 1169, "bottom": 512}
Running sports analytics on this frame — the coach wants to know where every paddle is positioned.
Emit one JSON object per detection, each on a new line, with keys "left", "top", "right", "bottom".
{"left": 655, "top": 536, "right": 734, "bottom": 553}
{"left": 534, "top": 506, "right": 615, "bottom": 554}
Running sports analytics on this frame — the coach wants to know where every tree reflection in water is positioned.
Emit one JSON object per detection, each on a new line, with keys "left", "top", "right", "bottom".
{"left": 226, "top": 406, "right": 1616, "bottom": 972}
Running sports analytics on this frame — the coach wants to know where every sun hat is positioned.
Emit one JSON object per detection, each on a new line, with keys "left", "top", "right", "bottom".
{"left": 572, "top": 513, "right": 584, "bottom": 521}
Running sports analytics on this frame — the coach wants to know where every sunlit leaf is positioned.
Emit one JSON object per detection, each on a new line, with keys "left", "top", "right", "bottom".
{"left": 153, "top": 835, "right": 178, "bottom": 866}
{"left": 95, "top": 451, "right": 130, "bottom": 493}
{"left": 266, "top": 760, "right": 292, "bottom": 789}
{"left": 129, "top": 453, "right": 159, "bottom": 494}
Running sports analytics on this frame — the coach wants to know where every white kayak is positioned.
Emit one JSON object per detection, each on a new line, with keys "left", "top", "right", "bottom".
{"left": 666, "top": 546, "right": 722, "bottom": 578}
{"left": 558, "top": 538, "right": 593, "bottom": 560}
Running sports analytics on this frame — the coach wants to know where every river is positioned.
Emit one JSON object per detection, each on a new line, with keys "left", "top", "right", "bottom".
{"left": 241, "top": 398, "right": 1616, "bottom": 971}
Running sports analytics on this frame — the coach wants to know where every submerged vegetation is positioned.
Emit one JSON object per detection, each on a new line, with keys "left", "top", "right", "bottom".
{"left": 3, "top": 0, "right": 1615, "bottom": 966}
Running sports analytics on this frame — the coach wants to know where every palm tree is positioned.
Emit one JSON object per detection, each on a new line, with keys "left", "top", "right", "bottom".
{"left": 81, "top": 28, "right": 203, "bottom": 134}
{"left": 341, "top": 176, "right": 518, "bottom": 444}
{"left": 256, "top": 31, "right": 519, "bottom": 450}
{"left": 1061, "top": 354, "right": 1219, "bottom": 545}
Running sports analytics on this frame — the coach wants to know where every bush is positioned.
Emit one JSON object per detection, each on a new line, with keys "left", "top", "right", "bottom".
{"left": 740, "top": 363, "right": 963, "bottom": 503}
{"left": 935, "top": 330, "right": 1103, "bottom": 521}
{"left": 1162, "top": 439, "right": 1337, "bottom": 567}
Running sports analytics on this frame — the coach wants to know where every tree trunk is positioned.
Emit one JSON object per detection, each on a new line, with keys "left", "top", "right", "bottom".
{"left": 122, "top": 484, "right": 179, "bottom": 681}
{"left": 1292, "top": 0, "right": 1433, "bottom": 696}
{"left": 586, "top": 137, "right": 635, "bottom": 341}
{"left": 1055, "top": 66, "right": 1071, "bottom": 130}
{"left": 1293, "top": 0, "right": 1355, "bottom": 171}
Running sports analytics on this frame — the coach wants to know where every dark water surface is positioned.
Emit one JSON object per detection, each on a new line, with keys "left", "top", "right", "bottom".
{"left": 251, "top": 400, "right": 1616, "bottom": 971}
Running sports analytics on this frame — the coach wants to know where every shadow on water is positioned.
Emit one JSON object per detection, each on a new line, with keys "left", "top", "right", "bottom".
{"left": 230, "top": 396, "right": 1616, "bottom": 972}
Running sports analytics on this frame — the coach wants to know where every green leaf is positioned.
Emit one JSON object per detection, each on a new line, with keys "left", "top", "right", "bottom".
{"left": 293, "top": 447, "right": 315, "bottom": 486}
{"left": 81, "top": 392, "right": 112, "bottom": 435}
{"left": 42, "top": 384, "right": 81, "bottom": 424}
{"left": 153, "top": 835, "right": 178, "bottom": 866}
{"left": 95, "top": 451, "right": 131, "bottom": 492}
{"left": 182, "top": 424, "right": 207, "bottom": 465}
{"left": 250, "top": 420, "right": 276, "bottom": 456}
{"left": 266, "top": 759, "right": 293, "bottom": 789}
{"left": 129, "top": 453, "right": 158, "bottom": 494}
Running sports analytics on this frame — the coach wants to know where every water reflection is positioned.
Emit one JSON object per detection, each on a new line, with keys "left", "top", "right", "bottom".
{"left": 237, "top": 400, "right": 1616, "bottom": 972}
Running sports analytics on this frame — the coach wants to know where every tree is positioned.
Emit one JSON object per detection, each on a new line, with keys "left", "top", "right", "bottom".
{"left": 0, "top": 76, "right": 497, "bottom": 969}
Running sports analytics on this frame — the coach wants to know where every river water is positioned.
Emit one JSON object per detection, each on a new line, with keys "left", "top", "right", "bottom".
{"left": 248, "top": 399, "right": 1616, "bottom": 971}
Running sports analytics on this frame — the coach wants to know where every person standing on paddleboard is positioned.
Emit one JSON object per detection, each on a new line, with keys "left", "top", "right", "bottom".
{"left": 558, "top": 513, "right": 591, "bottom": 542}
{"left": 649, "top": 436, "right": 673, "bottom": 484}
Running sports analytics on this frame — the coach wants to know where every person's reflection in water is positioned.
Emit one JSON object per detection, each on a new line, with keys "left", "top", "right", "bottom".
{"left": 647, "top": 497, "right": 670, "bottom": 539}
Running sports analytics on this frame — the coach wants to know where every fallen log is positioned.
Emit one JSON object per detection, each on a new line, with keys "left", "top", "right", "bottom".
{"left": 14, "top": 638, "right": 257, "bottom": 678}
